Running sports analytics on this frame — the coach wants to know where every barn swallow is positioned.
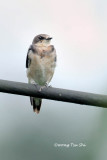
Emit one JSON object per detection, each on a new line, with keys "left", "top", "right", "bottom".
{"left": 26, "top": 34, "right": 57, "bottom": 114}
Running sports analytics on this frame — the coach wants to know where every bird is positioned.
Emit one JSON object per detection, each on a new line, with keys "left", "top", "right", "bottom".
{"left": 26, "top": 34, "right": 57, "bottom": 114}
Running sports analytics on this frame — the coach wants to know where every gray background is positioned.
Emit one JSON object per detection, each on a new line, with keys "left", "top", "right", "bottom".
{"left": 0, "top": 0, "right": 107, "bottom": 159}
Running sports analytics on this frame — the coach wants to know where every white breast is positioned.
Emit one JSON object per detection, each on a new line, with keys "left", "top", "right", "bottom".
{"left": 27, "top": 52, "right": 56, "bottom": 85}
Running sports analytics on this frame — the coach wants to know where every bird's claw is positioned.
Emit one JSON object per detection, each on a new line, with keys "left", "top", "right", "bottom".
{"left": 33, "top": 83, "right": 38, "bottom": 90}
{"left": 39, "top": 86, "right": 46, "bottom": 92}
{"left": 39, "top": 83, "right": 51, "bottom": 92}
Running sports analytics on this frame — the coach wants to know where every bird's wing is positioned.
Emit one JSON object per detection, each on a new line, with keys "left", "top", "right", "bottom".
{"left": 26, "top": 45, "right": 31, "bottom": 68}
{"left": 50, "top": 45, "right": 57, "bottom": 62}
{"left": 26, "top": 45, "right": 37, "bottom": 68}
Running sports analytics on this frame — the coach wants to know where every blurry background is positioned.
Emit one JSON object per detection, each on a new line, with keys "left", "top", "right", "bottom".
{"left": 0, "top": 0, "right": 107, "bottom": 160}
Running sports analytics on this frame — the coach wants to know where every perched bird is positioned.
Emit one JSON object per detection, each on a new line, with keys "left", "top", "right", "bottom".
{"left": 26, "top": 34, "right": 57, "bottom": 114}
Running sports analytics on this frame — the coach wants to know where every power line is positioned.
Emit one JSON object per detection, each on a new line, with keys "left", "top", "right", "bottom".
{"left": 0, "top": 79, "right": 107, "bottom": 108}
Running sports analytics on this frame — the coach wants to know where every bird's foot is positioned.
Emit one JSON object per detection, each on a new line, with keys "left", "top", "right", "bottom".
{"left": 39, "top": 83, "right": 50, "bottom": 92}
{"left": 31, "top": 82, "right": 38, "bottom": 89}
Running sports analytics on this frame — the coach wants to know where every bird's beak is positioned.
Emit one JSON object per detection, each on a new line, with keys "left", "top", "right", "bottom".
{"left": 46, "top": 37, "right": 52, "bottom": 40}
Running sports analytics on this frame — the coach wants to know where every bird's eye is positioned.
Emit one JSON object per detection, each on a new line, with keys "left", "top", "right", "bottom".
{"left": 39, "top": 36, "right": 44, "bottom": 40}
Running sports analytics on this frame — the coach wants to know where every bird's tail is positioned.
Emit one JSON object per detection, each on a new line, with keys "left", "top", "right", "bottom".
{"left": 30, "top": 97, "right": 42, "bottom": 114}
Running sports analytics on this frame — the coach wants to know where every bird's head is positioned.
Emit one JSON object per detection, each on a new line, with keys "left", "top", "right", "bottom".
{"left": 32, "top": 34, "right": 52, "bottom": 47}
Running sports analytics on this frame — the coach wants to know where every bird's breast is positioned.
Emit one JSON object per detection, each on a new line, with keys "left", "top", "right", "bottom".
{"left": 27, "top": 52, "right": 56, "bottom": 85}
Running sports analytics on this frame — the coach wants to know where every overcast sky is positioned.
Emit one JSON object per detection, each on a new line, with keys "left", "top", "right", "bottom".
{"left": 0, "top": 0, "right": 107, "bottom": 92}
